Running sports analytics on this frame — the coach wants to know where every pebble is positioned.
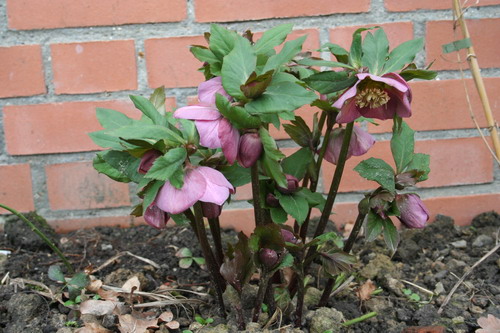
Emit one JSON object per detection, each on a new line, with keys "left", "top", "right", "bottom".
{"left": 451, "top": 240, "right": 467, "bottom": 249}
{"left": 472, "top": 235, "right": 493, "bottom": 248}
{"left": 434, "top": 282, "right": 445, "bottom": 295}
{"left": 101, "top": 243, "right": 113, "bottom": 251}
{"left": 469, "top": 305, "right": 485, "bottom": 314}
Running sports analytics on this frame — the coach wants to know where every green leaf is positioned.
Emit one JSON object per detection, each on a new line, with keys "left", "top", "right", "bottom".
{"left": 98, "top": 150, "right": 142, "bottom": 183}
{"left": 221, "top": 37, "right": 257, "bottom": 100}
{"left": 354, "top": 158, "right": 395, "bottom": 193}
{"left": 88, "top": 130, "right": 124, "bottom": 150}
{"left": 142, "top": 180, "right": 164, "bottom": 210}
{"left": 283, "top": 116, "right": 312, "bottom": 148}
{"left": 69, "top": 272, "right": 90, "bottom": 289}
{"left": 365, "top": 211, "right": 384, "bottom": 242}
{"left": 296, "top": 58, "right": 355, "bottom": 70}
{"left": 263, "top": 35, "right": 307, "bottom": 73}
{"left": 145, "top": 147, "right": 187, "bottom": 182}
{"left": 362, "top": 29, "right": 389, "bottom": 75}
{"left": 441, "top": 38, "right": 471, "bottom": 54}
{"left": 281, "top": 147, "right": 314, "bottom": 180}
{"left": 215, "top": 94, "right": 261, "bottom": 129}
{"left": 391, "top": 121, "right": 415, "bottom": 173}
{"left": 296, "top": 188, "right": 326, "bottom": 211}
{"left": 350, "top": 27, "right": 376, "bottom": 68}
{"left": 322, "top": 43, "right": 349, "bottom": 63}
{"left": 320, "top": 251, "right": 356, "bottom": 276}
{"left": 96, "top": 108, "right": 134, "bottom": 130}
{"left": 270, "top": 206, "right": 288, "bottom": 224}
{"left": 111, "top": 124, "right": 185, "bottom": 145}
{"left": 383, "top": 38, "right": 424, "bottom": 74}
{"left": 130, "top": 95, "right": 166, "bottom": 126}
{"left": 93, "top": 154, "right": 132, "bottom": 183}
{"left": 406, "top": 153, "right": 430, "bottom": 182}
{"left": 48, "top": 265, "right": 65, "bottom": 283}
{"left": 399, "top": 68, "right": 437, "bottom": 81}
{"left": 253, "top": 23, "right": 293, "bottom": 54}
{"left": 304, "top": 71, "right": 357, "bottom": 94}
{"left": 382, "top": 218, "right": 399, "bottom": 252}
{"left": 149, "top": 87, "right": 166, "bottom": 115}
{"left": 245, "top": 80, "right": 317, "bottom": 115}
{"left": 276, "top": 253, "right": 294, "bottom": 270}
{"left": 219, "top": 163, "right": 251, "bottom": 187}
{"left": 190, "top": 45, "right": 220, "bottom": 64}
{"left": 275, "top": 191, "right": 309, "bottom": 224}
{"left": 179, "top": 258, "right": 193, "bottom": 269}
{"left": 262, "top": 154, "right": 287, "bottom": 188}
{"left": 193, "top": 257, "right": 206, "bottom": 266}
{"left": 259, "top": 127, "right": 285, "bottom": 161}
{"left": 209, "top": 24, "right": 238, "bottom": 60}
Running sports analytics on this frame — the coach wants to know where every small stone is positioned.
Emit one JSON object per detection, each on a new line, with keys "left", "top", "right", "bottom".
{"left": 469, "top": 305, "right": 485, "bottom": 314}
{"left": 360, "top": 254, "right": 397, "bottom": 280}
{"left": 188, "top": 322, "right": 203, "bottom": 331}
{"left": 434, "top": 282, "right": 445, "bottom": 295}
{"left": 382, "top": 275, "right": 405, "bottom": 297}
{"left": 307, "top": 307, "right": 344, "bottom": 333}
{"left": 100, "top": 243, "right": 113, "bottom": 251}
{"left": 303, "top": 287, "right": 322, "bottom": 309}
{"left": 451, "top": 240, "right": 467, "bottom": 249}
{"left": 472, "top": 235, "right": 493, "bottom": 248}
{"left": 452, "top": 316, "right": 465, "bottom": 325}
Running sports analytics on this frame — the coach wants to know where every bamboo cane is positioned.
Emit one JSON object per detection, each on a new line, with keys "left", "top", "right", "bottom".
{"left": 451, "top": 0, "right": 500, "bottom": 159}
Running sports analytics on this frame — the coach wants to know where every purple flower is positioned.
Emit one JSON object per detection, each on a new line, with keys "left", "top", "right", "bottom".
{"left": 174, "top": 77, "right": 240, "bottom": 164}
{"left": 259, "top": 248, "right": 279, "bottom": 268}
{"left": 237, "top": 132, "right": 263, "bottom": 168}
{"left": 266, "top": 193, "right": 280, "bottom": 208}
{"left": 201, "top": 202, "right": 223, "bottom": 219}
{"left": 333, "top": 73, "right": 412, "bottom": 123}
{"left": 144, "top": 202, "right": 169, "bottom": 229}
{"left": 281, "top": 229, "right": 298, "bottom": 244}
{"left": 156, "top": 166, "right": 235, "bottom": 215}
{"left": 138, "top": 150, "right": 162, "bottom": 174}
{"left": 324, "top": 125, "right": 375, "bottom": 165}
{"left": 395, "top": 194, "right": 429, "bottom": 229}
{"left": 276, "top": 174, "right": 300, "bottom": 194}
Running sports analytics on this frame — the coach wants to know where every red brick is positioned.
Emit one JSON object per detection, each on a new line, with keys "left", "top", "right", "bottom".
{"left": 46, "top": 161, "right": 130, "bottom": 211}
{"left": 369, "top": 78, "right": 500, "bottom": 133}
{"left": 7, "top": 0, "right": 186, "bottom": 30}
{"left": 424, "top": 193, "right": 500, "bottom": 226}
{"left": 0, "top": 45, "right": 45, "bottom": 98}
{"left": 195, "top": 0, "right": 370, "bottom": 22}
{"left": 145, "top": 36, "right": 206, "bottom": 89}
{"left": 386, "top": 0, "right": 500, "bottom": 12}
{"left": 0, "top": 164, "right": 35, "bottom": 214}
{"left": 3, "top": 99, "right": 176, "bottom": 155}
{"left": 48, "top": 216, "right": 142, "bottom": 233}
{"left": 426, "top": 19, "right": 500, "bottom": 70}
{"left": 51, "top": 40, "right": 137, "bottom": 94}
{"left": 322, "top": 137, "right": 493, "bottom": 193}
{"left": 330, "top": 22, "right": 414, "bottom": 51}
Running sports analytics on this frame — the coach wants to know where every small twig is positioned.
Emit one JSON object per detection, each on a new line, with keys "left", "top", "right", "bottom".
{"left": 342, "top": 311, "right": 377, "bottom": 326}
{"left": 90, "top": 251, "right": 160, "bottom": 274}
{"left": 400, "top": 279, "right": 435, "bottom": 295}
{"left": 438, "top": 242, "right": 500, "bottom": 314}
{"left": 330, "top": 275, "right": 356, "bottom": 298}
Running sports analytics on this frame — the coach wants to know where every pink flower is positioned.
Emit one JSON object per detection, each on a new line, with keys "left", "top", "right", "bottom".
{"left": 324, "top": 125, "right": 375, "bottom": 165}
{"left": 174, "top": 77, "right": 240, "bottom": 164}
{"left": 144, "top": 202, "right": 169, "bottom": 229}
{"left": 237, "top": 132, "right": 263, "bottom": 168}
{"left": 156, "top": 166, "right": 235, "bottom": 215}
{"left": 395, "top": 194, "right": 429, "bottom": 229}
{"left": 138, "top": 150, "right": 162, "bottom": 174}
{"left": 333, "top": 73, "right": 412, "bottom": 123}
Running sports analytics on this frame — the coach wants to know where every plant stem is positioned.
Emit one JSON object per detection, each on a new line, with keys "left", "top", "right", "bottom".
{"left": 293, "top": 256, "right": 305, "bottom": 327}
{"left": 343, "top": 312, "right": 377, "bottom": 326}
{"left": 252, "top": 270, "right": 270, "bottom": 322}
{"left": 250, "top": 162, "right": 264, "bottom": 227}
{"left": 208, "top": 217, "right": 224, "bottom": 267}
{"left": 193, "top": 202, "right": 226, "bottom": 317}
{"left": 0, "top": 204, "right": 74, "bottom": 273}
{"left": 318, "top": 211, "right": 366, "bottom": 306}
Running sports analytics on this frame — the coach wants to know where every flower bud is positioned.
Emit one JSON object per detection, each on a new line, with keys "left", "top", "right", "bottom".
{"left": 259, "top": 248, "right": 279, "bottom": 269}
{"left": 237, "top": 133, "right": 263, "bottom": 168}
{"left": 138, "top": 150, "right": 162, "bottom": 174}
{"left": 276, "top": 174, "right": 300, "bottom": 194}
{"left": 144, "top": 203, "right": 169, "bottom": 229}
{"left": 266, "top": 193, "right": 280, "bottom": 208}
{"left": 396, "top": 194, "right": 429, "bottom": 229}
{"left": 324, "top": 125, "right": 375, "bottom": 165}
{"left": 201, "top": 202, "right": 222, "bottom": 219}
{"left": 281, "top": 229, "right": 298, "bottom": 244}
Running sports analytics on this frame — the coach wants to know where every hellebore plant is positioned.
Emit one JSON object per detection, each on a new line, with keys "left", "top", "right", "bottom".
{"left": 89, "top": 24, "right": 436, "bottom": 329}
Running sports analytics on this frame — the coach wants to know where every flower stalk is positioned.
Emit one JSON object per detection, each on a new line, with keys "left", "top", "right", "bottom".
{"left": 251, "top": 162, "right": 265, "bottom": 226}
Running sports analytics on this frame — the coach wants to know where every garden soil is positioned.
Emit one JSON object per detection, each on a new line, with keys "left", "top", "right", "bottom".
{"left": 0, "top": 211, "right": 498, "bottom": 333}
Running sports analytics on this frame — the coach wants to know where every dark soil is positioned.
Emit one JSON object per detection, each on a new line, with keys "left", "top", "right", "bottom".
{"left": 0, "top": 211, "right": 499, "bottom": 333}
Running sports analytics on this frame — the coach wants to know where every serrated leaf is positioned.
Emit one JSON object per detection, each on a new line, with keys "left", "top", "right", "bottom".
{"left": 98, "top": 150, "right": 142, "bottom": 183}
{"left": 209, "top": 24, "right": 238, "bottom": 60}
{"left": 88, "top": 130, "right": 125, "bottom": 150}
{"left": 215, "top": 94, "right": 261, "bottom": 129}
{"left": 262, "top": 154, "right": 287, "bottom": 188}
{"left": 296, "top": 188, "right": 326, "bottom": 211}
{"left": 391, "top": 121, "right": 415, "bottom": 173}
{"left": 111, "top": 124, "right": 185, "bottom": 145}
{"left": 281, "top": 147, "right": 314, "bottom": 180}
{"left": 322, "top": 43, "right": 349, "bottom": 63}
{"left": 405, "top": 153, "right": 430, "bottom": 182}
{"left": 221, "top": 37, "right": 257, "bottom": 100}
{"left": 263, "top": 35, "right": 307, "bottom": 73}
{"left": 93, "top": 154, "right": 131, "bottom": 183}
{"left": 259, "top": 127, "right": 285, "bottom": 161}
{"left": 270, "top": 206, "right": 288, "bottom": 224}
{"left": 320, "top": 251, "right": 356, "bottom": 276}
{"left": 365, "top": 211, "right": 384, "bottom": 242}
{"left": 296, "top": 58, "right": 354, "bottom": 70}
{"left": 383, "top": 38, "right": 424, "bottom": 74}
{"left": 275, "top": 192, "right": 309, "bottom": 224}
{"left": 48, "top": 265, "right": 65, "bottom": 283}
{"left": 304, "top": 71, "right": 357, "bottom": 94}
{"left": 399, "top": 68, "right": 437, "bottom": 81}
{"left": 354, "top": 158, "right": 395, "bottom": 193}
{"left": 149, "top": 87, "right": 166, "bottom": 115}
{"left": 382, "top": 218, "right": 399, "bottom": 252}
{"left": 190, "top": 45, "right": 220, "bottom": 64}
{"left": 130, "top": 95, "right": 166, "bottom": 126}
{"left": 350, "top": 27, "right": 376, "bottom": 68}
{"left": 276, "top": 253, "right": 294, "bottom": 270}
{"left": 253, "top": 23, "right": 293, "bottom": 54}
{"left": 219, "top": 163, "right": 251, "bottom": 187}
{"left": 145, "top": 147, "right": 186, "bottom": 182}
{"left": 283, "top": 116, "right": 312, "bottom": 148}
{"left": 96, "top": 108, "right": 134, "bottom": 130}
{"left": 142, "top": 180, "right": 164, "bottom": 211}
{"left": 361, "top": 29, "right": 389, "bottom": 75}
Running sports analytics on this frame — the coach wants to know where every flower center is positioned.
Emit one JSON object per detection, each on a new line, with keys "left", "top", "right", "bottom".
{"left": 355, "top": 87, "right": 390, "bottom": 109}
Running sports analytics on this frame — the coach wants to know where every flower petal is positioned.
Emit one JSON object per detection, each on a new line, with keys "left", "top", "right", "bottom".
{"left": 196, "top": 120, "right": 222, "bottom": 148}
{"left": 350, "top": 125, "right": 375, "bottom": 157}
{"left": 218, "top": 118, "right": 240, "bottom": 164}
{"left": 332, "top": 81, "right": 360, "bottom": 109}
{"left": 195, "top": 167, "right": 233, "bottom": 205}
{"left": 357, "top": 73, "right": 409, "bottom": 93}
{"left": 198, "top": 77, "right": 232, "bottom": 105}
{"left": 156, "top": 170, "right": 206, "bottom": 214}
{"left": 174, "top": 105, "right": 222, "bottom": 120}
{"left": 361, "top": 105, "right": 394, "bottom": 120}
{"left": 144, "top": 203, "right": 169, "bottom": 229}
{"left": 386, "top": 90, "right": 412, "bottom": 118}
{"left": 197, "top": 166, "right": 234, "bottom": 190}
{"left": 336, "top": 98, "right": 363, "bottom": 123}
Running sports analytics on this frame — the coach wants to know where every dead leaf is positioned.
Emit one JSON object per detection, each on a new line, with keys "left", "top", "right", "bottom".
{"left": 75, "top": 322, "right": 112, "bottom": 333}
{"left": 122, "top": 276, "right": 141, "bottom": 293}
{"left": 80, "top": 300, "right": 124, "bottom": 316}
{"left": 87, "top": 278, "right": 103, "bottom": 293}
{"left": 98, "top": 289, "right": 120, "bottom": 302}
{"left": 118, "top": 314, "right": 158, "bottom": 333}
{"left": 357, "top": 279, "right": 377, "bottom": 301}
{"left": 477, "top": 314, "right": 500, "bottom": 333}
{"left": 159, "top": 311, "right": 174, "bottom": 323}
{"left": 165, "top": 321, "right": 180, "bottom": 329}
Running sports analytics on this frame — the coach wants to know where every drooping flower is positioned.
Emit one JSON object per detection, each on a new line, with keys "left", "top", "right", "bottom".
{"left": 156, "top": 166, "right": 234, "bottom": 215}
{"left": 259, "top": 248, "right": 279, "bottom": 269}
{"left": 333, "top": 73, "right": 412, "bottom": 123}
{"left": 144, "top": 202, "right": 169, "bottom": 229}
{"left": 201, "top": 202, "right": 223, "bottom": 219}
{"left": 395, "top": 193, "right": 429, "bottom": 229}
{"left": 174, "top": 77, "right": 240, "bottom": 164}
{"left": 281, "top": 229, "right": 298, "bottom": 244}
{"left": 138, "top": 150, "right": 162, "bottom": 174}
{"left": 276, "top": 174, "right": 300, "bottom": 194}
{"left": 237, "top": 132, "right": 263, "bottom": 168}
{"left": 324, "top": 125, "right": 375, "bottom": 165}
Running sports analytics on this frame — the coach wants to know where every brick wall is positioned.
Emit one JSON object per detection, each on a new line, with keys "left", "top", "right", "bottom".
{"left": 1, "top": 0, "right": 499, "bottom": 232}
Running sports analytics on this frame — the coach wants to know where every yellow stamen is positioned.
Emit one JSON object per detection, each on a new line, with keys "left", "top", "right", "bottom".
{"left": 355, "top": 87, "right": 390, "bottom": 109}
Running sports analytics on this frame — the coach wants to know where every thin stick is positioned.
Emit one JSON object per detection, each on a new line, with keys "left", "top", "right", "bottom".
{"left": 343, "top": 312, "right": 377, "bottom": 326}
{"left": 452, "top": 0, "right": 500, "bottom": 159}
{"left": 437, "top": 242, "right": 500, "bottom": 314}
{"left": 400, "top": 279, "right": 434, "bottom": 295}
{"left": 90, "top": 251, "right": 160, "bottom": 274}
